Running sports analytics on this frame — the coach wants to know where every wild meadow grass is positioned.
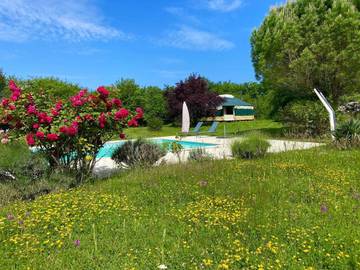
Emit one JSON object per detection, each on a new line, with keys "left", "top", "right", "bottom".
{"left": 1, "top": 147, "right": 360, "bottom": 269}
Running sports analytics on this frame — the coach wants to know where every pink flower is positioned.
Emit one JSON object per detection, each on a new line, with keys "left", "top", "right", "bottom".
{"left": 84, "top": 114, "right": 93, "bottom": 121}
{"left": 33, "top": 123, "right": 40, "bottom": 129}
{"left": 47, "top": 133, "right": 59, "bottom": 142}
{"left": 55, "top": 101, "right": 63, "bottom": 111}
{"left": 67, "top": 126, "right": 78, "bottom": 136}
{"left": 128, "top": 118, "right": 138, "bottom": 127}
{"left": 74, "top": 239, "right": 80, "bottom": 247}
{"left": 8, "top": 104, "right": 16, "bottom": 111}
{"left": 98, "top": 113, "right": 107, "bottom": 128}
{"left": 70, "top": 92, "right": 87, "bottom": 107}
{"left": 37, "top": 112, "right": 48, "bottom": 124}
{"left": 8, "top": 81, "right": 21, "bottom": 101}
{"left": 9, "top": 80, "right": 20, "bottom": 93}
{"left": 97, "top": 86, "right": 109, "bottom": 98}
{"left": 27, "top": 105, "right": 37, "bottom": 115}
{"left": 119, "top": 133, "right": 126, "bottom": 139}
{"left": 26, "top": 133, "right": 36, "bottom": 146}
{"left": 36, "top": 131, "right": 45, "bottom": 140}
{"left": 87, "top": 94, "right": 97, "bottom": 102}
{"left": 112, "top": 98, "right": 122, "bottom": 108}
{"left": 1, "top": 98, "right": 9, "bottom": 107}
{"left": 78, "top": 89, "right": 87, "bottom": 97}
{"left": 106, "top": 101, "right": 113, "bottom": 110}
{"left": 10, "top": 95, "right": 18, "bottom": 102}
{"left": 59, "top": 126, "right": 68, "bottom": 134}
{"left": 51, "top": 109, "right": 59, "bottom": 116}
{"left": 114, "top": 108, "right": 129, "bottom": 121}
{"left": 135, "top": 107, "right": 144, "bottom": 119}
{"left": 1, "top": 137, "right": 9, "bottom": 144}
{"left": 70, "top": 97, "right": 84, "bottom": 107}
{"left": 45, "top": 116, "right": 53, "bottom": 124}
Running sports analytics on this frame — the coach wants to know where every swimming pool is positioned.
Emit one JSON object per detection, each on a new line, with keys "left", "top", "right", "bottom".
{"left": 97, "top": 139, "right": 218, "bottom": 158}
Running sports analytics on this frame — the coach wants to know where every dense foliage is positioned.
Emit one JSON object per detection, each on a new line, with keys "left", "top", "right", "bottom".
{"left": 0, "top": 69, "right": 5, "bottom": 99}
{"left": 111, "top": 80, "right": 167, "bottom": 125}
{"left": 0, "top": 142, "right": 74, "bottom": 205}
{"left": 111, "top": 139, "right": 166, "bottom": 167}
{"left": 333, "top": 118, "right": 360, "bottom": 149}
{"left": 143, "top": 86, "right": 167, "bottom": 124}
{"left": 147, "top": 117, "right": 163, "bottom": 131}
{"left": 251, "top": 0, "right": 360, "bottom": 108}
{"left": 231, "top": 133, "right": 270, "bottom": 159}
{"left": 280, "top": 100, "right": 329, "bottom": 136}
{"left": 3, "top": 77, "right": 81, "bottom": 100}
{"left": 0, "top": 81, "right": 142, "bottom": 182}
{"left": 111, "top": 79, "right": 145, "bottom": 112}
{"left": 165, "top": 75, "right": 223, "bottom": 124}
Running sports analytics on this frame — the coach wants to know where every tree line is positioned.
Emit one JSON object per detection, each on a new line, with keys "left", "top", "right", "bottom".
{"left": 0, "top": 71, "right": 271, "bottom": 129}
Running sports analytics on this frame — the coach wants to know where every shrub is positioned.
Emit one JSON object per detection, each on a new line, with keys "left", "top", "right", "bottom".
{"left": 147, "top": 117, "right": 163, "bottom": 131}
{"left": 0, "top": 141, "right": 73, "bottom": 206}
{"left": 111, "top": 139, "right": 166, "bottom": 168}
{"left": 0, "top": 141, "right": 48, "bottom": 182}
{"left": 231, "top": 134, "right": 270, "bottom": 159}
{"left": 333, "top": 119, "right": 360, "bottom": 149}
{"left": 188, "top": 148, "right": 212, "bottom": 162}
{"left": 279, "top": 100, "right": 328, "bottom": 137}
{"left": 0, "top": 81, "right": 143, "bottom": 183}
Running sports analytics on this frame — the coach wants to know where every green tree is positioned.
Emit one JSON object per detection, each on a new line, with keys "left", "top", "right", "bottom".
{"left": 143, "top": 86, "right": 167, "bottom": 122}
{"left": 0, "top": 69, "right": 5, "bottom": 99}
{"left": 111, "top": 79, "right": 145, "bottom": 111}
{"left": 23, "top": 77, "right": 81, "bottom": 100}
{"left": 251, "top": 0, "right": 360, "bottom": 106}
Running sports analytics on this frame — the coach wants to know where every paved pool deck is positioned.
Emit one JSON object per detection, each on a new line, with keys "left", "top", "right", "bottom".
{"left": 93, "top": 136, "right": 323, "bottom": 177}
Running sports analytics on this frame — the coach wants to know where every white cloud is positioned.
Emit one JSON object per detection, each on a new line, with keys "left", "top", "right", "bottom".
{"left": 152, "top": 69, "right": 189, "bottom": 79}
{"left": 164, "top": 7, "right": 201, "bottom": 25}
{"left": 159, "top": 25, "right": 234, "bottom": 51}
{"left": 0, "top": 0, "right": 129, "bottom": 42}
{"left": 207, "top": 0, "right": 242, "bottom": 12}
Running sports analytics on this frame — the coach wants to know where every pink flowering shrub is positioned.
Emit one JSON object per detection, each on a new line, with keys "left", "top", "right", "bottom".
{"left": 0, "top": 81, "right": 143, "bottom": 182}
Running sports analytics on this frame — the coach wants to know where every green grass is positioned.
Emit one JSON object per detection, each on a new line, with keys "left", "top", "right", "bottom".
{"left": 1, "top": 147, "right": 360, "bottom": 269}
{"left": 123, "top": 119, "right": 283, "bottom": 139}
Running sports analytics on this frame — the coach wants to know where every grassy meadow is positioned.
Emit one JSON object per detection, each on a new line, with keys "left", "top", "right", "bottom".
{"left": 1, "top": 146, "right": 360, "bottom": 269}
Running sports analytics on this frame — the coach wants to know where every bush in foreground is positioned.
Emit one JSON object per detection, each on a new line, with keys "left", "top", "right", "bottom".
{"left": 111, "top": 139, "right": 166, "bottom": 168}
{"left": 231, "top": 133, "right": 270, "bottom": 159}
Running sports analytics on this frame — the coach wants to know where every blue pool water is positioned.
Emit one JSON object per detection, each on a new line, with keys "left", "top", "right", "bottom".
{"left": 97, "top": 139, "right": 217, "bottom": 158}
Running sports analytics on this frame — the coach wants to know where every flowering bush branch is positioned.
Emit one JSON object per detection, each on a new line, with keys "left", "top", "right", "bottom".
{"left": 0, "top": 81, "right": 143, "bottom": 183}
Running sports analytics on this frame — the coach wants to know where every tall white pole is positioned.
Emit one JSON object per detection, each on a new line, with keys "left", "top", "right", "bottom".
{"left": 314, "top": 88, "right": 336, "bottom": 139}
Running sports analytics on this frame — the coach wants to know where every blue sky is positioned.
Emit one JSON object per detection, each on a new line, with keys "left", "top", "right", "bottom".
{"left": 0, "top": 0, "right": 283, "bottom": 89}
